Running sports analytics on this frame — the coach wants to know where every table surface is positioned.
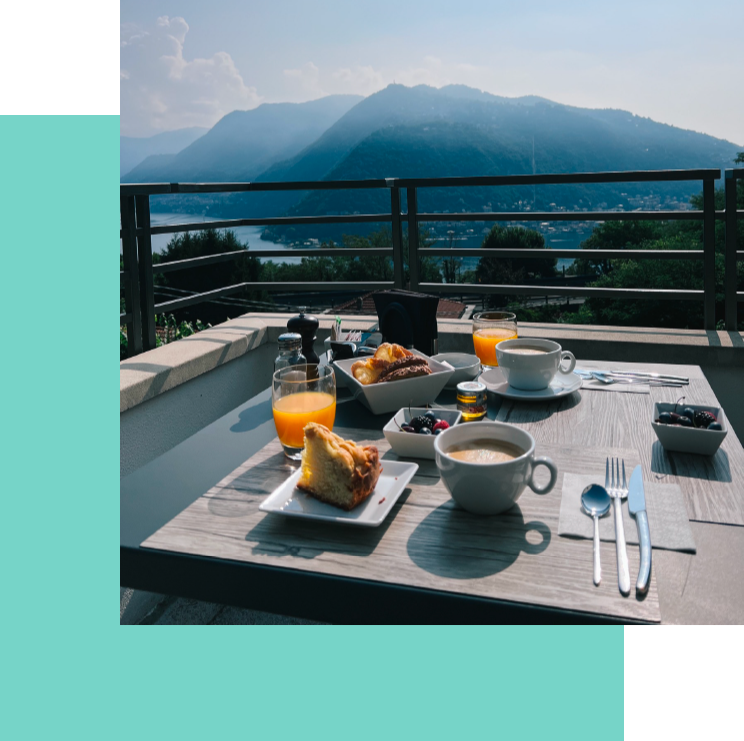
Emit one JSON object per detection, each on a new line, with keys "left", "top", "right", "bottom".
{"left": 121, "top": 360, "right": 744, "bottom": 624}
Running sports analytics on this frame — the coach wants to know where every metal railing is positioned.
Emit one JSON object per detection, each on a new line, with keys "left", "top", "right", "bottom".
{"left": 121, "top": 168, "right": 741, "bottom": 357}
{"left": 725, "top": 168, "right": 744, "bottom": 330}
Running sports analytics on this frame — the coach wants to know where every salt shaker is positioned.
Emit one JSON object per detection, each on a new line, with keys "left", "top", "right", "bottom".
{"left": 274, "top": 333, "right": 306, "bottom": 372}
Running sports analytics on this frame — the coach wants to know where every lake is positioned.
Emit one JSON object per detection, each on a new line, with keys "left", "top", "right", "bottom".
{"left": 142, "top": 212, "right": 588, "bottom": 269}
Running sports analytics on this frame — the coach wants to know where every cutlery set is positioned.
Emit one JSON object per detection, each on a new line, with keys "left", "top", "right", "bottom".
{"left": 575, "top": 368, "right": 689, "bottom": 388}
{"left": 581, "top": 457, "right": 652, "bottom": 596}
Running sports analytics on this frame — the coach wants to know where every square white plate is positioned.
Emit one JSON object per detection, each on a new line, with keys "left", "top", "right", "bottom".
{"left": 332, "top": 352, "right": 454, "bottom": 414}
{"left": 259, "top": 460, "right": 419, "bottom": 527}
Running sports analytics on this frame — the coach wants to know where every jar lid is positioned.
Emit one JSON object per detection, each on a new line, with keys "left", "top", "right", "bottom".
{"left": 456, "top": 381, "right": 486, "bottom": 394}
{"left": 278, "top": 332, "right": 302, "bottom": 348}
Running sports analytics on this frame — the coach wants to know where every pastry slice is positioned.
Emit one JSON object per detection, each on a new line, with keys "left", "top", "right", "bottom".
{"left": 297, "top": 423, "right": 382, "bottom": 510}
{"left": 351, "top": 357, "right": 389, "bottom": 385}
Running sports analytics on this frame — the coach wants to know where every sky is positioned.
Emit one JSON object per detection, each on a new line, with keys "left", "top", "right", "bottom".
{"left": 120, "top": 0, "right": 743, "bottom": 145}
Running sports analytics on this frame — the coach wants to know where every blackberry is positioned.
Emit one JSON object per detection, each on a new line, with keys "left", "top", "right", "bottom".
{"left": 693, "top": 410, "right": 717, "bottom": 429}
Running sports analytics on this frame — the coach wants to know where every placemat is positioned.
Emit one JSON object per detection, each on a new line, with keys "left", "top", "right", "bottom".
{"left": 558, "top": 472, "right": 696, "bottom": 553}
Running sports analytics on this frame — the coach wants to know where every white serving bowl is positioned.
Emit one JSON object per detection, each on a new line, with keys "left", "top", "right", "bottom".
{"left": 651, "top": 402, "right": 727, "bottom": 456}
{"left": 383, "top": 407, "right": 462, "bottom": 460}
{"left": 431, "top": 353, "right": 481, "bottom": 388}
{"left": 333, "top": 352, "right": 454, "bottom": 415}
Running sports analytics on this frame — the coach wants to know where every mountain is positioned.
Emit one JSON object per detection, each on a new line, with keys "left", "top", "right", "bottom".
{"left": 120, "top": 127, "right": 207, "bottom": 177}
{"left": 121, "top": 95, "right": 363, "bottom": 184}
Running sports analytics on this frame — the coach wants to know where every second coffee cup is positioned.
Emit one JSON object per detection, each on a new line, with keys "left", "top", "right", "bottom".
{"left": 495, "top": 338, "right": 576, "bottom": 391}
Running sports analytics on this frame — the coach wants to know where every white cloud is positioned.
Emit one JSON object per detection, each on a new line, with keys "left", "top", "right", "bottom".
{"left": 120, "top": 16, "right": 262, "bottom": 136}
{"left": 283, "top": 62, "right": 323, "bottom": 96}
{"left": 331, "top": 65, "right": 385, "bottom": 96}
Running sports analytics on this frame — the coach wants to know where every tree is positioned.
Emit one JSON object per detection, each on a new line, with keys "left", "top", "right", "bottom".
{"left": 476, "top": 225, "right": 556, "bottom": 307}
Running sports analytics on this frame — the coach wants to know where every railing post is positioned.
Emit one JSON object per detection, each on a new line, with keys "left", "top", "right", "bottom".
{"left": 389, "top": 180, "right": 404, "bottom": 289}
{"left": 702, "top": 178, "right": 716, "bottom": 330}
{"left": 135, "top": 195, "right": 157, "bottom": 351}
{"left": 724, "top": 170, "right": 738, "bottom": 331}
{"left": 120, "top": 195, "right": 143, "bottom": 356}
{"left": 407, "top": 187, "right": 420, "bottom": 291}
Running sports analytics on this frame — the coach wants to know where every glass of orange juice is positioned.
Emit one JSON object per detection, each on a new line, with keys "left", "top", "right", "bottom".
{"left": 272, "top": 365, "right": 336, "bottom": 460}
{"left": 472, "top": 311, "right": 518, "bottom": 369}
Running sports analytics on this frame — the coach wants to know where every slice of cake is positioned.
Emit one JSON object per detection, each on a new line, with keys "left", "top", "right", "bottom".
{"left": 297, "top": 423, "right": 382, "bottom": 510}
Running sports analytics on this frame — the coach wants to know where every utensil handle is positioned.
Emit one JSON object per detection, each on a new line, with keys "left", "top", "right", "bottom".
{"left": 613, "top": 497, "right": 631, "bottom": 596}
{"left": 635, "top": 510, "right": 652, "bottom": 595}
{"left": 593, "top": 516, "right": 601, "bottom": 586}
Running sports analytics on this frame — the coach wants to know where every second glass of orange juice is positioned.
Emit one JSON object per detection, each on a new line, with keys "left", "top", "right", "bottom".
{"left": 272, "top": 365, "right": 336, "bottom": 460}
{"left": 472, "top": 311, "right": 518, "bottom": 368}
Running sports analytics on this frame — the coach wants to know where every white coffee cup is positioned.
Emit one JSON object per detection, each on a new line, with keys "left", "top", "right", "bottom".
{"left": 495, "top": 338, "right": 576, "bottom": 391}
{"left": 434, "top": 422, "right": 557, "bottom": 515}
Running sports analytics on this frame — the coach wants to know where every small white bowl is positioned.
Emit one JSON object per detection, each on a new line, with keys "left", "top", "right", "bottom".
{"left": 431, "top": 353, "right": 481, "bottom": 388}
{"left": 383, "top": 407, "right": 462, "bottom": 460}
{"left": 651, "top": 402, "right": 727, "bottom": 456}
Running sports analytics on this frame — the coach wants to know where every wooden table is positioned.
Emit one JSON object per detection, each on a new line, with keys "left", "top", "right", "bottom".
{"left": 120, "top": 361, "right": 744, "bottom": 624}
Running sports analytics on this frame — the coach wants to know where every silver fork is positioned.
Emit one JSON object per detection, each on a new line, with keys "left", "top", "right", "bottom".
{"left": 606, "top": 457, "right": 631, "bottom": 596}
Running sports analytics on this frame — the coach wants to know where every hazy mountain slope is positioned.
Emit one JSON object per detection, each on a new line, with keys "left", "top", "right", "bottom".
{"left": 120, "top": 127, "right": 207, "bottom": 177}
{"left": 263, "top": 104, "right": 738, "bottom": 240}
{"left": 122, "top": 95, "right": 362, "bottom": 184}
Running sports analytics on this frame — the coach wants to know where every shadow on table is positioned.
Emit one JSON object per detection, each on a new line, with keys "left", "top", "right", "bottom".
{"left": 406, "top": 502, "right": 551, "bottom": 579}
{"left": 499, "top": 391, "right": 582, "bottom": 424}
{"left": 650, "top": 441, "right": 732, "bottom": 483}
{"left": 242, "top": 489, "right": 410, "bottom": 560}
{"left": 229, "top": 398, "right": 273, "bottom": 434}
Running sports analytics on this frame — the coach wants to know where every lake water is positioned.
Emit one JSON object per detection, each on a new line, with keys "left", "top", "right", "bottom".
{"left": 144, "top": 212, "right": 587, "bottom": 269}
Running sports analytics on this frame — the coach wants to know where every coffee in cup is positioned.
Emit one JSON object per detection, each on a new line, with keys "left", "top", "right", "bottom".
{"left": 434, "top": 422, "right": 557, "bottom": 515}
{"left": 495, "top": 339, "right": 576, "bottom": 391}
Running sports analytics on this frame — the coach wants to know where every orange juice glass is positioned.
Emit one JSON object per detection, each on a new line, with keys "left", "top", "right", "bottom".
{"left": 272, "top": 365, "right": 336, "bottom": 459}
{"left": 472, "top": 312, "right": 518, "bottom": 368}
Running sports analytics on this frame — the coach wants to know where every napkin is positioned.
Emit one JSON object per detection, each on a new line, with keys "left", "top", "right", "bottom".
{"left": 558, "top": 472, "right": 696, "bottom": 553}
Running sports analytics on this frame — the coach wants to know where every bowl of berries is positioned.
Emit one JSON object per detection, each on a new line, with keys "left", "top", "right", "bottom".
{"left": 383, "top": 407, "right": 462, "bottom": 460}
{"left": 652, "top": 397, "right": 727, "bottom": 456}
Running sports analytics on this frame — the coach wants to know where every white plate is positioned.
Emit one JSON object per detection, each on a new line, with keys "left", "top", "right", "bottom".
{"left": 259, "top": 460, "right": 419, "bottom": 527}
{"left": 479, "top": 368, "right": 582, "bottom": 400}
{"left": 333, "top": 352, "right": 454, "bottom": 415}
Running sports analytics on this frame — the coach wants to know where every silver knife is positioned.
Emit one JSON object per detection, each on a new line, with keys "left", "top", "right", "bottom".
{"left": 628, "top": 465, "right": 652, "bottom": 595}
{"left": 609, "top": 370, "right": 689, "bottom": 383}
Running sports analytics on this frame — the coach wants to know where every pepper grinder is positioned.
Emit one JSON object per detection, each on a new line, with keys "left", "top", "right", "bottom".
{"left": 287, "top": 306, "right": 319, "bottom": 364}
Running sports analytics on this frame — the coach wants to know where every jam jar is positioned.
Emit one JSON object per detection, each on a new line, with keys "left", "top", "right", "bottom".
{"left": 456, "top": 381, "right": 487, "bottom": 421}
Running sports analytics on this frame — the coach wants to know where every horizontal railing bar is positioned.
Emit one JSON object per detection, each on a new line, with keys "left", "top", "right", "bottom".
{"left": 422, "top": 248, "right": 704, "bottom": 260}
{"left": 153, "top": 248, "right": 394, "bottom": 274}
{"left": 153, "top": 281, "right": 395, "bottom": 313}
{"left": 147, "top": 213, "right": 392, "bottom": 235}
{"left": 396, "top": 169, "right": 720, "bottom": 188}
{"left": 121, "top": 169, "right": 721, "bottom": 197}
{"left": 120, "top": 313, "right": 132, "bottom": 324}
{"left": 121, "top": 179, "right": 394, "bottom": 196}
{"left": 420, "top": 283, "right": 703, "bottom": 301}
{"left": 419, "top": 210, "right": 706, "bottom": 223}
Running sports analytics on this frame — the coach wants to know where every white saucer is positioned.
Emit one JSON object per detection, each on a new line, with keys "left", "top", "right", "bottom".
{"left": 478, "top": 368, "right": 582, "bottom": 401}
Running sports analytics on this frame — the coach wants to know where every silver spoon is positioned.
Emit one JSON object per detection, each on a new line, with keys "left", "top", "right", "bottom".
{"left": 590, "top": 371, "right": 683, "bottom": 388}
{"left": 581, "top": 484, "right": 612, "bottom": 586}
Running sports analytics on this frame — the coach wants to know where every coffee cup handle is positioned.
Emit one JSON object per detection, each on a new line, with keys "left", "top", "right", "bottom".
{"left": 528, "top": 457, "right": 558, "bottom": 495}
{"left": 558, "top": 350, "right": 576, "bottom": 376}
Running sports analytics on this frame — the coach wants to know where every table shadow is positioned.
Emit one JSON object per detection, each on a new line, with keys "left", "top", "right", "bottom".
{"left": 650, "top": 441, "right": 732, "bottom": 483}
{"left": 229, "top": 399, "right": 273, "bottom": 434}
{"left": 242, "top": 489, "right": 410, "bottom": 560}
{"left": 500, "top": 391, "right": 582, "bottom": 424}
{"left": 406, "top": 502, "right": 551, "bottom": 579}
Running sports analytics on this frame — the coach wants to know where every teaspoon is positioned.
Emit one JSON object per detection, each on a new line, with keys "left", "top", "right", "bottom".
{"left": 581, "top": 484, "right": 612, "bottom": 586}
